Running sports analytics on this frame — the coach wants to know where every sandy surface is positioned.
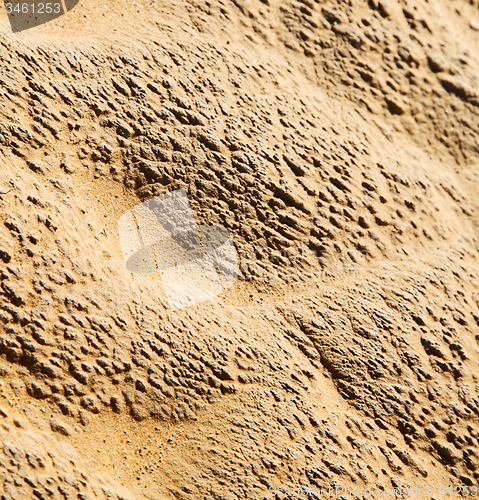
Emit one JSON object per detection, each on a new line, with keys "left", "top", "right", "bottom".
{"left": 0, "top": 0, "right": 479, "bottom": 498}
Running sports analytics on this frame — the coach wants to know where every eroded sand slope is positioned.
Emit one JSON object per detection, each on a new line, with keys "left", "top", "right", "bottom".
{"left": 0, "top": 0, "right": 479, "bottom": 498}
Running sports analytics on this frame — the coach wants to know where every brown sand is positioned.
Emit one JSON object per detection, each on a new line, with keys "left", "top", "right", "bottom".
{"left": 0, "top": 0, "right": 479, "bottom": 498}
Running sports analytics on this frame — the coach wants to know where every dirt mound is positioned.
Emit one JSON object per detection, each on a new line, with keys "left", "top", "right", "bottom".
{"left": 0, "top": 0, "right": 479, "bottom": 498}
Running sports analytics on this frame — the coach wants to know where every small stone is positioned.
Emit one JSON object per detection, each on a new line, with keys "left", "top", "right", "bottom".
{"left": 80, "top": 396, "right": 101, "bottom": 414}
{"left": 0, "top": 241, "right": 12, "bottom": 263}
{"left": 385, "top": 96, "right": 405, "bottom": 115}
{"left": 60, "top": 161, "right": 76, "bottom": 174}
{"left": 79, "top": 409, "right": 90, "bottom": 426}
{"left": 50, "top": 419, "right": 73, "bottom": 436}
{"left": 470, "top": 19, "right": 479, "bottom": 31}
{"left": 26, "top": 160, "right": 47, "bottom": 174}
{"left": 13, "top": 417, "right": 25, "bottom": 428}
{"left": 27, "top": 382, "right": 50, "bottom": 399}
{"left": 130, "top": 404, "right": 148, "bottom": 421}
